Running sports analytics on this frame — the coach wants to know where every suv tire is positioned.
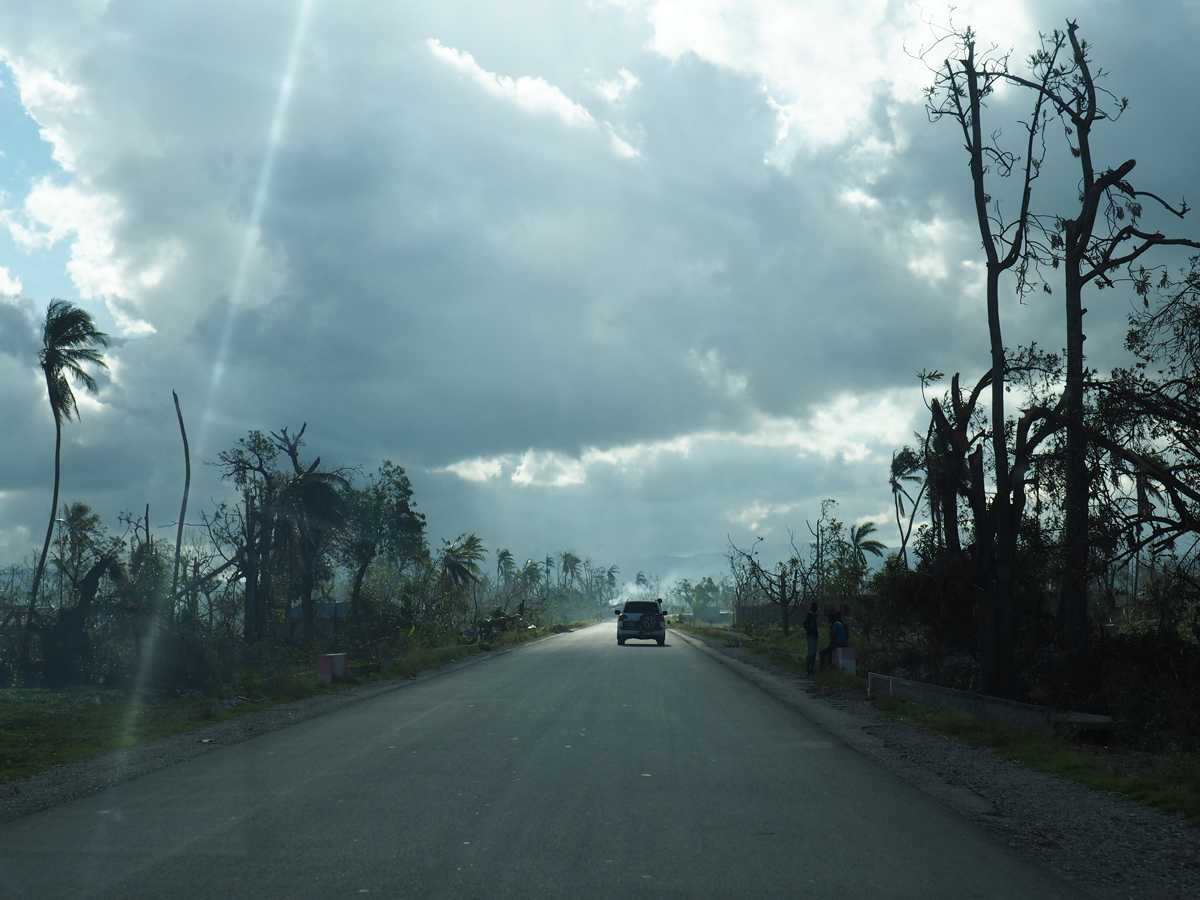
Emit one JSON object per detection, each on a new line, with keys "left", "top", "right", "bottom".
{"left": 656, "top": 638, "right": 665, "bottom": 646}
{"left": 617, "top": 638, "right": 625, "bottom": 646}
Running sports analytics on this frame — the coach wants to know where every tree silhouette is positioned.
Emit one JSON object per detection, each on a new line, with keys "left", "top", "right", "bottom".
{"left": 270, "top": 425, "right": 349, "bottom": 643}
{"left": 849, "top": 522, "right": 886, "bottom": 566}
{"left": 924, "top": 26, "right": 1056, "bottom": 695}
{"left": 496, "top": 548, "right": 515, "bottom": 585}
{"left": 889, "top": 447, "right": 925, "bottom": 567}
{"left": 1002, "top": 22, "right": 1200, "bottom": 655}
{"left": 559, "top": 551, "right": 581, "bottom": 587}
{"left": 441, "top": 533, "right": 485, "bottom": 590}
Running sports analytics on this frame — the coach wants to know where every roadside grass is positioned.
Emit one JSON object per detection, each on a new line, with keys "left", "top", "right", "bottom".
{"left": 876, "top": 695, "right": 1200, "bottom": 823}
{"left": 0, "top": 622, "right": 582, "bottom": 785}
{"left": 674, "top": 622, "right": 739, "bottom": 644}
{"left": 675, "top": 621, "right": 866, "bottom": 688}
{"left": 0, "top": 688, "right": 223, "bottom": 781}
{"left": 385, "top": 643, "right": 482, "bottom": 677}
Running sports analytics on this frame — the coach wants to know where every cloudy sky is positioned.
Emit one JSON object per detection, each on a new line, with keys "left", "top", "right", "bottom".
{"left": 1, "top": 1, "right": 1198, "bottom": 582}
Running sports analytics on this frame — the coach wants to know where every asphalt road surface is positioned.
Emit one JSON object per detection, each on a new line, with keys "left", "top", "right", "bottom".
{"left": 0, "top": 624, "right": 1083, "bottom": 899}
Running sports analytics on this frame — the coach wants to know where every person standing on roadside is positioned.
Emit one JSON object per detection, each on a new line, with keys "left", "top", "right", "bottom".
{"left": 820, "top": 609, "right": 849, "bottom": 671}
{"left": 803, "top": 601, "right": 819, "bottom": 675}
{"left": 831, "top": 610, "right": 848, "bottom": 650}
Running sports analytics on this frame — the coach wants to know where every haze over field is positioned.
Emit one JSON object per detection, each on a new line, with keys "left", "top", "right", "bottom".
{"left": 2, "top": 0, "right": 1198, "bottom": 578}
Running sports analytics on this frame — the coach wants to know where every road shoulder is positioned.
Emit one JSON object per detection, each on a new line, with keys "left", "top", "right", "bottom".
{"left": 672, "top": 626, "right": 1200, "bottom": 900}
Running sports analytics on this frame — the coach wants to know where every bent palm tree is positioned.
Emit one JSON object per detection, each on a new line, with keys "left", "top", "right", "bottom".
{"left": 440, "top": 534, "right": 484, "bottom": 590}
{"left": 606, "top": 564, "right": 619, "bottom": 598}
{"left": 560, "top": 551, "right": 581, "bottom": 587}
{"left": 849, "top": 521, "right": 886, "bottom": 566}
{"left": 517, "top": 559, "right": 541, "bottom": 616}
{"left": 496, "top": 548, "right": 515, "bottom": 585}
{"left": 889, "top": 446, "right": 926, "bottom": 566}
{"left": 440, "top": 534, "right": 484, "bottom": 627}
{"left": 23, "top": 301, "right": 109, "bottom": 672}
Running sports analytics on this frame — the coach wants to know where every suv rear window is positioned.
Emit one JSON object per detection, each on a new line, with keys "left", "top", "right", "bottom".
{"left": 624, "top": 601, "right": 660, "bottom": 614}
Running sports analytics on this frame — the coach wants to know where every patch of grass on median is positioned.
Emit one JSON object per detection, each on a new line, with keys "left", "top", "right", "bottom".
{"left": 874, "top": 695, "right": 1200, "bottom": 823}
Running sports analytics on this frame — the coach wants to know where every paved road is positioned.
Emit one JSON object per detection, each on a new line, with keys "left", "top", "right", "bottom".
{"left": 1, "top": 624, "right": 1083, "bottom": 899}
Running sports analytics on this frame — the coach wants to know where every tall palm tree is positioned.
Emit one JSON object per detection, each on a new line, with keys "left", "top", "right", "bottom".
{"left": 24, "top": 301, "right": 109, "bottom": 670}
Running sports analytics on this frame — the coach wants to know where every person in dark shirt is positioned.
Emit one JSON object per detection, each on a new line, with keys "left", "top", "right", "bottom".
{"left": 802, "top": 602, "right": 819, "bottom": 675}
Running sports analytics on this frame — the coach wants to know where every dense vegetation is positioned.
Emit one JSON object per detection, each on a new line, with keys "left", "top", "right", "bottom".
{"left": 0, "top": 409, "right": 621, "bottom": 693}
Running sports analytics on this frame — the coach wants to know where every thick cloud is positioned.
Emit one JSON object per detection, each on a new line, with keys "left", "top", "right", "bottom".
{"left": 1, "top": 1, "right": 1198, "bottom": 579}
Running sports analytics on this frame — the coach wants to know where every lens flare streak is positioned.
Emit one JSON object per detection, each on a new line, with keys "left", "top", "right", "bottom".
{"left": 196, "top": 0, "right": 316, "bottom": 462}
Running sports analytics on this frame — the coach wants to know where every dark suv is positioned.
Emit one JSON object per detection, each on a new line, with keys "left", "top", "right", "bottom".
{"left": 614, "top": 599, "right": 666, "bottom": 646}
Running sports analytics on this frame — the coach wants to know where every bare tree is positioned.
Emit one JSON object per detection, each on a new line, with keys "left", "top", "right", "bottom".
{"left": 727, "top": 534, "right": 813, "bottom": 635}
{"left": 923, "top": 27, "right": 1056, "bottom": 693}
{"left": 171, "top": 390, "right": 191, "bottom": 614}
{"left": 1000, "top": 22, "right": 1200, "bottom": 655}
{"left": 215, "top": 430, "right": 279, "bottom": 641}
